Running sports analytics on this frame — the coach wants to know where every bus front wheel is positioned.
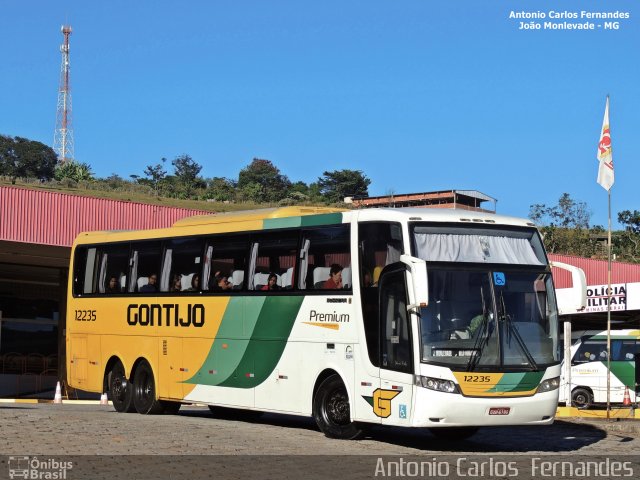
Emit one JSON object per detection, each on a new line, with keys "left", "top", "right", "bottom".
{"left": 109, "top": 362, "right": 135, "bottom": 413}
{"left": 313, "top": 374, "right": 362, "bottom": 440}
{"left": 571, "top": 388, "right": 593, "bottom": 409}
{"left": 132, "top": 360, "right": 165, "bottom": 414}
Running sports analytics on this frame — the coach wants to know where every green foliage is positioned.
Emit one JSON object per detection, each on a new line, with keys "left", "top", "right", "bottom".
{"left": 618, "top": 210, "right": 640, "bottom": 234}
{"left": 171, "top": 155, "right": 204, "bottom": 197}
{"left": 616, "top": 210, "right": 640, "bottom": 262}
{"left": 529, "top": 193, "right": 597, "bottom": 257}
{"left": 143, "top": 159, "right": 168, "bottom": 195}
{"left": 205, "top": 177, "right": 236, "bottom": 202}
{"left": 237, "top": 158, "right": 292, "bottom": 203}
{"left": 0, "top": 135, "right": 57, "bottom": 182}
{"left": 529, "top": 193, "right": 590, "bottom": 228}
{"left": 54, "top": 161, "right": 94, "bottom": 182}
{"left": 317, "top": 169, "right": 370, "bottom": 203}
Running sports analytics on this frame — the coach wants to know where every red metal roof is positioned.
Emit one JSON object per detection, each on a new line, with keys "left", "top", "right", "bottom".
{"left": 550, "top": 253, "right": 640, "bottom": 288}
{"left": 0, "top": 186, "right": 210, "bottom": 247}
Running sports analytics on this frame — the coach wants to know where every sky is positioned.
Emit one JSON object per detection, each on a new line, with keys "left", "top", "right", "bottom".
{"left": 1, "top": 0, "right": 638, "bottom": 228}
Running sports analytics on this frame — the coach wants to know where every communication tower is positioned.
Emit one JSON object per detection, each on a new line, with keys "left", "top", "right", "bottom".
{"left": 53, "top": 25, "right": 74, "bottom": 164}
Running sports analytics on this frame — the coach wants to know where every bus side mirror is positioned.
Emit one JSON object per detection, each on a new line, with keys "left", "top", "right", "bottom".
{"left": 399, "top": 254, "right": 429, "bottom": 312}
{"left": 551, "top": 261, "right": 587, "bottom": 315}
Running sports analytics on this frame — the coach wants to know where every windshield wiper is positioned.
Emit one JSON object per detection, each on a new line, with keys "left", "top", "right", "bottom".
{"left": 500, "top": 294, "right": 539, "bottom": 371}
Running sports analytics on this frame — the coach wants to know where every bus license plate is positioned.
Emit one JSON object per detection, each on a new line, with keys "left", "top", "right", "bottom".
{"left": 489, "top": 407, "right": 510, "bottom": 415}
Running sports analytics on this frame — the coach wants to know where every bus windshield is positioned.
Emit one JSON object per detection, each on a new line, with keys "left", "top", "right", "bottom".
{"left": 418, "top": 268, "right": 559, "bottom": 370}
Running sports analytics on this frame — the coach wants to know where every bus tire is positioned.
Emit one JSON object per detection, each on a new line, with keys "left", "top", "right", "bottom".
{"left": 109, "top": 362, "right": 135, "bottom": 413}
{"left": 313, "top": 374, "right": 362, "bottom": 440}
{"left": 132, "top": 360, "right": 164, "bottom": 415}
{"left": 571, "top": 388, "right": 593, "bottom": 409}
{"left": 429, "top": 427, "right": 479, "bottom": 440}
{"left": 161, "top": 401, "right": 181, "bottom": 415}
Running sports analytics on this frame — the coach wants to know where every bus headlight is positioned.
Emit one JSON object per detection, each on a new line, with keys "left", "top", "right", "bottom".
{"left": 537, "top": 377, "right": 560, "bottom": 393}
{"left": 416, "top": 376, "right": 460, "bottom": 394}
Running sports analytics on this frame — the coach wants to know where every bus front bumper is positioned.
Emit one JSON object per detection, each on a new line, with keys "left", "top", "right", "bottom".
{"left": 412, "top": 387, "right": 558, "bottom": 427}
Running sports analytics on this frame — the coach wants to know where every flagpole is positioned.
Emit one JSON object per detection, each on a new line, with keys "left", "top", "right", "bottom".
{"left": 597, "top": 94, "right": 614, "bottom": 419}
{"left": 606, "top": 187, "right": 612, "bottom": 420}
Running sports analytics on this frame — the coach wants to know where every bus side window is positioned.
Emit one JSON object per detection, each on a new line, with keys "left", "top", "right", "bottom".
{"left": 299, "top": 225, "right": 351, "bottom": 291}
{"left": 130, "top": 241, "right": 162, "bottom": 293}
{"left": 248, "top": 232, "right": 298, "bottom": 291}
{"left": 358, "top": 222, "right": 403, "bottom": 367}
{"left": 161, "top": 237, "right": 205, "bottom": 292}
{"left": 205, "top": 234, "right": 250, "bottom": 292}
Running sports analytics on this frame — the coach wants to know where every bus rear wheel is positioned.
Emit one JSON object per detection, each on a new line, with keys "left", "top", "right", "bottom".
{"left": 572, "top": 388, "right": 593, "bottom": 409}
{"left": 109, "top": 362, "right": 135, "bottom": 413}
{"left": 132, "top": 360, "right": 165, "bottom": 414}
{"left": 313, "top": 374, "right": 362, "bottom": 440}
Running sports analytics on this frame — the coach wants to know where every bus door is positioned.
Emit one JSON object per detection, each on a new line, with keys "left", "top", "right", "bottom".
{"left": 158, "top": 337, "right": 183, "bottom": 400}
{"left": 377, "top": 265, "right": 415, "bottom": 426}
{"left": 635, "top": 353, "right": 640, "bottom": 395}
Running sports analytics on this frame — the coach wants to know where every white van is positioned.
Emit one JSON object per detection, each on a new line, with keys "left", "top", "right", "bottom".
{"left": 560, "top": 330, "right": 640, "bottom": 408}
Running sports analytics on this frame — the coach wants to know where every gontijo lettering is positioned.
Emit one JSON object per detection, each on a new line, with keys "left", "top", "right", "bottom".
{"left": 127, "top": 303, "right": 205, "bottom": 327}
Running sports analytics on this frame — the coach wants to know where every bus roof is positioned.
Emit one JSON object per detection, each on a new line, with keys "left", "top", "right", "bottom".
{"left": 171, "top": 206, "right": 346, "bottom": 227}
{"left": 71, "top": 205, "right": 537, "bottom": 246}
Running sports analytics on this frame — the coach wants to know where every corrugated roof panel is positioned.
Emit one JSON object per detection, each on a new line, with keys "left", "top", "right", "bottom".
{"left": 0, "top": 186, "right": 210, "bottom": 247}
{"left": 550, "top": 253, "right": 640, "bottom": 288}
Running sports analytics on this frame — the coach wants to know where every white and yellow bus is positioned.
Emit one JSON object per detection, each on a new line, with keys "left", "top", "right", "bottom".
{"left": 67, "top": 206, "right": 583, "bottom": 439}
{"left": 559, "top": 329, "right": 640, "bottom": 408}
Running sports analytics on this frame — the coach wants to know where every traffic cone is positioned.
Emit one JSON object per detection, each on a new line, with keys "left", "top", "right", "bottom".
{"left": 53, "top": 381, "right": 62, "bottom": 404}
{"left": 623, "top": 386, "right": 631, "bottom": 406}
{"left": 100, "top": 392, "right": 108, "bottom": 406}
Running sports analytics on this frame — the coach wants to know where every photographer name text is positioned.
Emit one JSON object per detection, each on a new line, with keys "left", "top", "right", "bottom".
{"left": 509, "top": 10, "right": 630, "bottom": 30}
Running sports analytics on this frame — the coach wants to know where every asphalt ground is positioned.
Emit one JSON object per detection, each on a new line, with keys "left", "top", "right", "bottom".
{"left": 0, "top": 402, "right": 639, "bottom": 479}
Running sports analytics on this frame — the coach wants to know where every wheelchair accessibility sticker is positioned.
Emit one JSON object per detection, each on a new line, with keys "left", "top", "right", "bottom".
{"left": 493, "top": 272, "right": 506, "bottom": 286}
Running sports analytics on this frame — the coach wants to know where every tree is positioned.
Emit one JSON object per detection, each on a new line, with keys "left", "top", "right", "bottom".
{"left": 54, "top": 161, "right": 94, "bottom": 182}
{"left": 529, "top": 193, "right": 590, "bottom": 229}
{"left": 317, "top": 169, "right": 371, "bottom": 203}
{"left": 529, "top": 193, "right": 596, "bottom": 256}
{"left": 237, "top": 158, "right": 292, "bottom": 203}
{"left": 144, "top": 158, "right": 168, "bottom": 195}
{"left": 616, "top": 210, "right": 640, "bottom": 263}
{"left": 0, "top": 135, "right": 57, "bottom": 182}
{"left": 172, "top": 154, "right": 203, "bottom": 198}
{"left": 618, "top": 210, "right": 640, "bottom": 234}
{"left": 205, "top": 177, "right": 236, "bottom": 202}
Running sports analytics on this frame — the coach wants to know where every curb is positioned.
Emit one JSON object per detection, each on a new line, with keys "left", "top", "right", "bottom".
{"left": 0, "top": 398, "right": 109, "bottom": 405}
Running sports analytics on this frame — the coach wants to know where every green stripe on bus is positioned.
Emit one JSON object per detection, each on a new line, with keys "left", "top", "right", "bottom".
{"left": 511, "top": 371, "right": 544, "bottom": 391}
{"left": 263, "top": 216, "right": 304, "bottom": 229}
{"left": 184, "top": 297, "right": 265, "bottom": 386}
{"left": 263, "top": 212, "right": 343, "bottom": 230}
{"left": 609, "top": 361, "right": 636, "bottom": 388}
{"left": 488, "top": 372, "right": 543, "bottom": 393}
{"left": 301, "top": 212, "right": 343, "bottom": 227}
{"left": 219, "top": 296, "right": 305, "bottom": 388}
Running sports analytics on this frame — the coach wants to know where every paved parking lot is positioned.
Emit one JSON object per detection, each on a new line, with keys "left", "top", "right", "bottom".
{"left": 0, "top": 402, "right": 639, "bottom": 479}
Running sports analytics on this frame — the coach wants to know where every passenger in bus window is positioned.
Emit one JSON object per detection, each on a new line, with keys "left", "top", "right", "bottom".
{"left": 170, "top": 274, "right": 182, "bottom": 292}
{"left": 261, "top": 273, "right": 281, "bottom": 291}
{"left": 362, "top": 270, "right": 373, "bottom": 288}
{"left": 105, "top": 276, "right": 120, "bottom": 294}
{"left": 212, "top": 273, "right": 231, "bottom": 291}
{"left": 186, "top": 274, "right": 200, "bottom": 291}
{"left": 324, "top": 264, "right": 343, "bottom": 289}
{"left": 140, "top": 274, "right": 158, "bottom": 293}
